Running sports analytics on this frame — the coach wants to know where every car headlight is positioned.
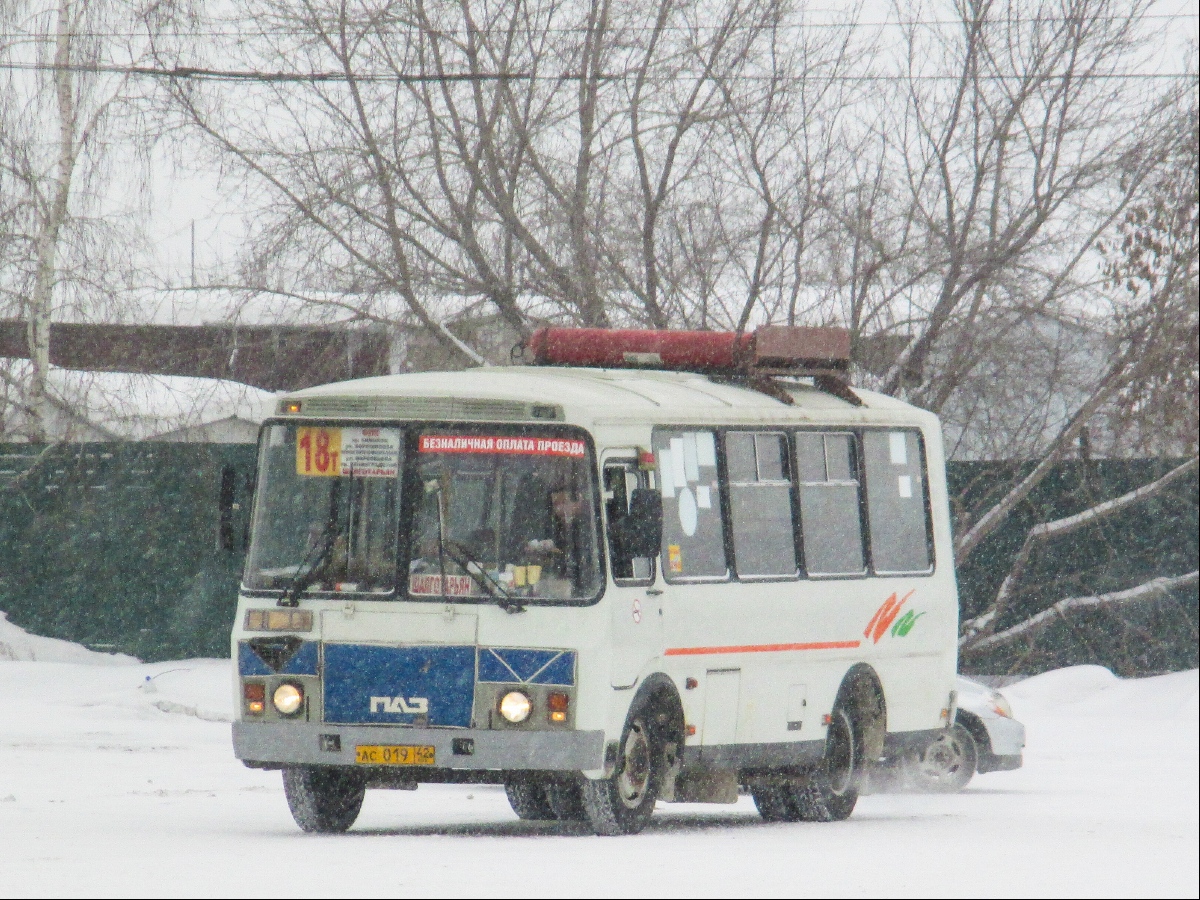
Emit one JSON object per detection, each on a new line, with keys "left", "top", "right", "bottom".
{"left": 989, "top": 692, "right": 1014, "bottom": 718}
{"left": 498, "top": 690, "right": 532, "bottom": 723}
{"left": 273, "top": 683, "right": 304, "bottom": 716}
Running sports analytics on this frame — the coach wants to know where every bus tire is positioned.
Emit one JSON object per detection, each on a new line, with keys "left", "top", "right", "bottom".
{"left": 545, "top": 779, "right": 589, "bottom": 821}
{"left": 791, "top": 706, "right": 859, "bottom": 822}
{"left": 751, "top": 783, "right": 798, "bottom": 822}
{"left": 282, "top": 766, "right": 365, "bottom": 833}
{"left": 504, "top": 778, "right": 556, "bottom": 821}
{"left": 581, "top": 712, "right": 662, "bottom": 835}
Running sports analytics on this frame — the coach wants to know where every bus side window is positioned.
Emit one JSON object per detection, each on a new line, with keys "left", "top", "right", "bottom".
{"left": 655, "top": 429, "right": 728, "bottom": 580}
{"left": 726, "top": 432, "right": 798, "bottom": 578}
{"left": 862, "top": 430, "right": 933, "bottom": 573}
{"left": 604, "top": 462, "right": 654, "bottom": 584}
{"left": 795, "top": 432, "right": 866, "bottom": 576}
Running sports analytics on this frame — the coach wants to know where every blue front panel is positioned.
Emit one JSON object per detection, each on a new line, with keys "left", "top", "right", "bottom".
{"left": 237, "top": 641, "right": 319, "bottom": 677}
{"left": 478, "top": 648, "right": 576, "bottom": 685}
{"left": 323, "top": 643, "right": 475, "bottom": 727}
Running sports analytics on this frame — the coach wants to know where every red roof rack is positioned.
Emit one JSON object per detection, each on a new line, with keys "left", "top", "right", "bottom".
{"left": 523, "top": 326, "right": 850, "bottom": 376}
{"left": 520, "top": 326, "right": 859, "bottom": 405}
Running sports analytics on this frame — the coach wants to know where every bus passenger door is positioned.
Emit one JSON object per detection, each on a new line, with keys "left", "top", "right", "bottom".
{"left": 603, "top": 455, "right": 663, "bottom": 689}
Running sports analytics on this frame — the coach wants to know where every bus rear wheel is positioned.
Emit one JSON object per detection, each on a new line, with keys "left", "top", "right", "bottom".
{"left": 581, "top": 714, "right": 661, "bottom": 835}
{"left": 282, "top": 766, "right": 365, "bottom": 833}
{"left": 791, "top": 706, "right": 859, "bottom": 822}
{"left": 751, "top": 783, "right": 797, "bottom": 822}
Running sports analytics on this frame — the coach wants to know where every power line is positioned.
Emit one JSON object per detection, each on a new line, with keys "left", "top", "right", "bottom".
{"left": 0, "top": 11, "right": 1196, "bottom": 40}
{"left": 0, "top": 60, "right": 1194, "bottom": 83}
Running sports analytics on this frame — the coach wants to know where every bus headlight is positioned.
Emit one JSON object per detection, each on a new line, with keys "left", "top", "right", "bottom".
{"left": 498, "top": 690, "right": 532, "bottom": 723}
{"left": 273, "top": 683, "right": 304, "bottom": 716}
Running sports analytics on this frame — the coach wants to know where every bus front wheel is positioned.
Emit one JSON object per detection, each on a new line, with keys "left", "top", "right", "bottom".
{"left": 282, "top": 766, "right": 365, "bottom": 833}
{"left": 504, "top": 777, "right": 556, "bottom": 821}
{"left": 581, "top": 713, "right": 662, "bottom": 835}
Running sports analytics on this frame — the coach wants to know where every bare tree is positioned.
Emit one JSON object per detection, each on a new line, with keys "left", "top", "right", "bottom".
{"left": 151, "top": 0, "right": 862, "bottom": 357}
{"left": 0, "top": 0, "right": 156, "bottom": 440}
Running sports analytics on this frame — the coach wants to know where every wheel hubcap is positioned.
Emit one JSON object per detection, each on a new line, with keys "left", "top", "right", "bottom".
{"left": 920, "top": 732, "right": 966, "bottom": 782}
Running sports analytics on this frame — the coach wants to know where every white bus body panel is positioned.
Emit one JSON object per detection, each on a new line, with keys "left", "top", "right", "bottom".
{"left": 232, "top": 367, "right": 958, "bottom": 774}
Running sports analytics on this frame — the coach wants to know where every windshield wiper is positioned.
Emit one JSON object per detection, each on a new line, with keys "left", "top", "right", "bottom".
{"left": 278, "top": 519, "right": 341, "bottom": 607}
{"left": 425, "top": 477, "right": 524, "bottom": 614}
{"left": 441, "top": 540, "right": 525, "bottom": 614}
{"left": 279, "top": 480, "right": 347, "bottom": 607}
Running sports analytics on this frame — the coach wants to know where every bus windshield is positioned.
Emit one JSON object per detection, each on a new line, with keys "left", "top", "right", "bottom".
{"left": 408, "top": 430, "right": 601, "bottom": 603}
{"left": 244, "top": 424, "right": 402, "bottom": 594}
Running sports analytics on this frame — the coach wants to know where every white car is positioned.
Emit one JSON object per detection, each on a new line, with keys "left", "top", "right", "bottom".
{"left": 902, "top": 676, "right": 1025, "bottom": 792}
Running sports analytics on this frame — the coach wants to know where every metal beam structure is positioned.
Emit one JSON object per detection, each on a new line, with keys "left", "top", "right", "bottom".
{"left": 0, "top": 321, "right": 392, "bottom": 391}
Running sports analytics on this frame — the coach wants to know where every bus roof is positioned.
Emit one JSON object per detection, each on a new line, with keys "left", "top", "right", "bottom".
{"left": 277, "top": 367, "right": 933, "bottom": 430}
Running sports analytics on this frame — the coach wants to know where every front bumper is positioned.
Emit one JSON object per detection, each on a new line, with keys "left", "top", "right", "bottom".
{"left": 233, "top": 721, "right": 605, "bottom": 772}
{"left": 979, "top": 713, "right": 1025, "bottom": 758}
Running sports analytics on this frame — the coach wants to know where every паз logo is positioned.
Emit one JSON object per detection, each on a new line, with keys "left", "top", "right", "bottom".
{"left": 370, "top": 695, "right": 429, "bottom": 714}
{"left": 863, "top": 590, "right": 924, "bottom": 643}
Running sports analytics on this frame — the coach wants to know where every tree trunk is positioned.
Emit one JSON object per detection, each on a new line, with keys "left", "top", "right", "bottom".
{"left": 26, "top": 0, "right": 77, "bottom": 442}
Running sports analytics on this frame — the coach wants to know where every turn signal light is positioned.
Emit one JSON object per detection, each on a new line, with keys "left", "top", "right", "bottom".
{"left": 547, "top": 692, "right": 569, "bottom": 723}
{"left": 244, "top": 682, "right": 266, "bottom": 715}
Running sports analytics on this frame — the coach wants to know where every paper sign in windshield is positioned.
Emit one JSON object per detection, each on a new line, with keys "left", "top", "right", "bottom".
{"left": 409, "top": 573, "right": 476, "bottom": 596}
{"left": 419, "top": 435, "right": 585, "bottom": 457}
{"left": 296, "top": 427, "right": 400, "bottom": 477}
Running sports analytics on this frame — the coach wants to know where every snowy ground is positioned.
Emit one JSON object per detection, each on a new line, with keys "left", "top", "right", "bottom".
{"left": 1, "top": 615, "right": 1196, "bottom": 898}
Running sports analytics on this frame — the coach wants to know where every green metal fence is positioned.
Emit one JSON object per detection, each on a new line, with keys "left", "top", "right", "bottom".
{"left": 1, "top": 443, "right": 1195, "bottom": 670}
{"left": 0, "top": 443, "right": 254, "bottom": 661}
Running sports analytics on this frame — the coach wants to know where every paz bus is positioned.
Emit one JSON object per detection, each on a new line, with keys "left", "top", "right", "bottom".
{"left": 231, "top": 326, "right": 959, "bottom": 835}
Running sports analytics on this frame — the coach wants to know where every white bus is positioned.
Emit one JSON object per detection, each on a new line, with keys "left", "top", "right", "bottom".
{"left": 231, "top": 326, "right": 959, "bottom": 835}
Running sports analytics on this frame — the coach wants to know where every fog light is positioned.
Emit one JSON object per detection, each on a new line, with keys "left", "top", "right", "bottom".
{"left": 498, "top": 691, "right": 532, "bottom": 723}
{"left": 273, "top": 683, "right": 304, "bottom": 716}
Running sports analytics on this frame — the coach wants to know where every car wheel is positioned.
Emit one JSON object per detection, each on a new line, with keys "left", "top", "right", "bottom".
{"left": 504, "top": 778, "right": 556, "bottom": 820}
{"left": 581, "top": 712, "right": 661, "bottom": 835}
{"left": 908, "top": 723, "right": 978, "bottom": 793}
{"left": 282, "top": 766, "right": 365, "bottom": 833}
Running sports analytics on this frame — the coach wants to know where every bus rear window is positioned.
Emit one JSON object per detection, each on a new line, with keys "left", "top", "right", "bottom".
{"left": 862, "top": 430, "right": 932, "bottom": 573}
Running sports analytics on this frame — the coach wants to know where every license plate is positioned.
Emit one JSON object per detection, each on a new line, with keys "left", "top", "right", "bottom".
{"left": 354, "top": 744, "right": 435, "bottom": 766}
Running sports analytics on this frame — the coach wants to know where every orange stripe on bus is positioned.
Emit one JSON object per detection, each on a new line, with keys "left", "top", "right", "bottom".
{"left": 664, "top": 640, "right": 861, "bottom": 656}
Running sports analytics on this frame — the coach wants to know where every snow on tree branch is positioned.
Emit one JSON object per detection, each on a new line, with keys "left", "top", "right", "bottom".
{"left": 960, "top": 456, "right": 1199, "bottom": 647}
{"left": 966, "top": 571, "right": 1199, "bottom": 653}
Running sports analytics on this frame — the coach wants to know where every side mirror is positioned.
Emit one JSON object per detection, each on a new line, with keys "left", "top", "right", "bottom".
{"left": 218, "top": 465, "right": 236, "bottom": 552}
{"left": 616, "top": 488, "right": 662, "bottom": 559}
